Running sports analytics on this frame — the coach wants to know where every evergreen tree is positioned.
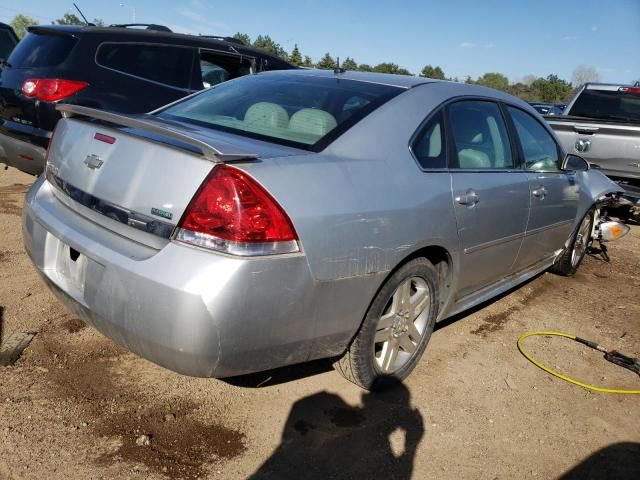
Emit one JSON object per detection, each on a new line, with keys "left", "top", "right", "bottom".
{"left": 55, "top": 13, "right": 83, "bottom": 25}
{"left": 316, "top": 52, "right": 336, "bottom": 70}
{"left": 420, "top": 65, "right": 445, "bottom": 80}
{"left": 342, "top": 57, "right": 358, "bottom": 71}
{"left": 289, "top": 44, "right": 302, "bottom": 65}
{"left": 233, "top": 32, "right": 251, "bottom": 45}
{"left": 301, "top": 55, "right": 314, "bottom": 67}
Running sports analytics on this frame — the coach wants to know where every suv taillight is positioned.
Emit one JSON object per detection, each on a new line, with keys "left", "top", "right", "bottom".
{"left": 22, "top": 78, "right": 89, "bottom": 102}
{"left": 175, "top": 165, "right": 299, "bottom": 256}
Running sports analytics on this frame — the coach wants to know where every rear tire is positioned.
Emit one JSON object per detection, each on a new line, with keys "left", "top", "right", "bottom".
{"left": 334, "top": 258, "right": 439, "bottom": 390}
{"left": 550, "top": 207, "right": 595, "bottom": 276}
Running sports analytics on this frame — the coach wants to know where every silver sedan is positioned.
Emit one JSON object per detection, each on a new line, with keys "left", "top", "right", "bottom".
{"left": 23, "top": 70, "right": 623, "bottom": 389}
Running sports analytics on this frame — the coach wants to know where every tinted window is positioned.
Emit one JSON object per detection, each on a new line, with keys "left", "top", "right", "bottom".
{"left": 448, "top": 101, "right": 513, "bottom": 169}
{"left": 7, "top": 32, "right": 77, "bottom": 68}
{"left": 412, "top": 111, "right": 446, "bottom": 169}
{"left": 570, "top": 89, "right": 640, "bottom": 123}
{"left": 0, "top": 30, "right": 16, "bottom": 60}
{"left": 196, "top": 50, "right": 252, "bottom": 89}
{"left": 97, "top": 43, "right": 193, "bottom": 88}
{"left": 159, "top": 74, "right": 403, "bottom": 150}
{"left": 508, "top": 107, "right": 560, "bottom": 171}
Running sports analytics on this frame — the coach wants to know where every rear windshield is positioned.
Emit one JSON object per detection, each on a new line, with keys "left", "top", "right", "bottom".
{"left": 7, "top": 32, "right": 77, "bottom": 68}
{"left": 570, "top": 89, "right": 640, "bottom": 123}
{"left": 157, "top": 73, "right": 404, "bottom": 150}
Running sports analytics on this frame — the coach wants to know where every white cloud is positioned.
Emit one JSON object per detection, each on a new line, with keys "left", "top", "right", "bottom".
{"left": 459, "top": 42, "right": 476, "bottom": 48}
{"left": 177, "top": 7, "right": 208, "bottom": 23}
{"left": 591, "top": 25, "right": 598, "bottom": 31}
{"left": 173, "top": 5, "right": 229, "bottom": 35}
{"left": 561, "top": 35, "right": 578, "bottom": 41}
{"left": 483, "top": 43, "right": 496, "bottom": 49}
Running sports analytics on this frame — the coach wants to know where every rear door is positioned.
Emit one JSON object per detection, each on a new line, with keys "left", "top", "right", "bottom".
{"left": 447, "top": 100, "right": 531, "bottom": 299}
{"left": 507, "top": 106, "right": 579, "bottom": 271}
{"left": 94, "top": 42, "right": 196, "bottom": 112}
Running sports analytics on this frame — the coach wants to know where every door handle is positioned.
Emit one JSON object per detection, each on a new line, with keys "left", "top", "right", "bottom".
{"left": 532, "top": 186, "right": 547, "bottom": 199}
{"left": 455, "top": 191, "right": 480, "bottom": 206}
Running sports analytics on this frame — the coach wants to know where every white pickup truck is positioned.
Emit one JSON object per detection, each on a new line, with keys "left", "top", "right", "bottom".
{"left": 547, "top": 83, "right": 640, "bottom": 220}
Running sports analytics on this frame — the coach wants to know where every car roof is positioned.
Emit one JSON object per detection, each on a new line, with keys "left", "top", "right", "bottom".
{"left": 258, "top": 68, "right": 439, "bottom": 88}
{"left": 27, "top": 25, "right": 290, "bottom": 63}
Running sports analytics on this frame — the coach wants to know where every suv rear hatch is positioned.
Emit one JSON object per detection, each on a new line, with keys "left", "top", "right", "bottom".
{"left": 45, "top": 106, "right": 302, "bottom": 250}
{"left": 0, "top": 27, "right": 82, "bottom": 148}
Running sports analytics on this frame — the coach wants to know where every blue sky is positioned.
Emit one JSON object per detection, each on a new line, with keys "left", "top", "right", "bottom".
{"left": 1, "top": 0, "right": 638, "bottom": 83}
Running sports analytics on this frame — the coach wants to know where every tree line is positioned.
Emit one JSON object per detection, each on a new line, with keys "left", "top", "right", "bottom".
{"left": 6, "top": 13, "right": 620, "bottom": 104}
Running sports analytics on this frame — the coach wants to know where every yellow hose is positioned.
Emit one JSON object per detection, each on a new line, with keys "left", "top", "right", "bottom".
{"left": 517, "top": 331, "right": 640, "bottom": 394}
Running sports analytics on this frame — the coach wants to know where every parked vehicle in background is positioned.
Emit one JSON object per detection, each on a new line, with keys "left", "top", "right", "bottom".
{"left": 0, "top": 24, "right": 293, "bottom": 175}
{"left": 547, "top": 83, "right": 640, "bottom": 221}
{"left": 22, "top": 70, "right": 624, "bottom": 390}
{"left": 0, "top": 23, "right": 18, "bottom": 63}
{"left": 529, "top": 102, "right": 563, "bottom": 116}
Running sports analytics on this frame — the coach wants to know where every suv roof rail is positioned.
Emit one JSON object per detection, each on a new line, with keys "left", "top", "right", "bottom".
{"left": 109, "top": 23, "right": 173, "bottom": 32}
{"left": 199, "top": 35, "right": 245, "bottom": 45}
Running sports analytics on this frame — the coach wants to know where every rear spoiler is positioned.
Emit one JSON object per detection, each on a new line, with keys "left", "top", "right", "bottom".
{"left": 56, "top": 104, "right": 259, "bottom": 163}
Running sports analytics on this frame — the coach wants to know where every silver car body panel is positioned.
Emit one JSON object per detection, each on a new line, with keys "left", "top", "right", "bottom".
{"left": 23, "top": 70, "right": 623, "bottom": 377}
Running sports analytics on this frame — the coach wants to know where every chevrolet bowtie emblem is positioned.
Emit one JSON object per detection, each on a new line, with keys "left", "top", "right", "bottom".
{"left": 84, "top": 154, "right": 104, "bottom": 170}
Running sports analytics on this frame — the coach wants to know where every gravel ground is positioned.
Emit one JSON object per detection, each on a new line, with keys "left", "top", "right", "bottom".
{"left": 1, "top": 166, "right": 639, "bottom": 480}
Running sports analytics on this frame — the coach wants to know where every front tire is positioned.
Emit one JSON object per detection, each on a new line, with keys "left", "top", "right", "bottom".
{"left": 550, "top": 207, "right": 595, "bottom": 276}
{"left": 334, "top": 258, "right": 439, "bottom": 390}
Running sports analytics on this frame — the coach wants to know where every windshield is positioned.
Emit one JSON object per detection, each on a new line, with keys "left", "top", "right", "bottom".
{"left": 158, "top": 73, "right": 404, "bottom": 150}
{"left": 570, "top": 89, "right": 640, "bottom": 123}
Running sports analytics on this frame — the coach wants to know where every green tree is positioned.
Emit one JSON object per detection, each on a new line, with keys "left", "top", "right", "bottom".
{"left": 10, "top": 14, "right": 38, "bottom": 39}
{"left": 532, "top": 74, "right": 573, "bottom": 103}
{"left": 373, "top": 62, "right": 411, "bottom": 75}
{"left": 55, "top": 13, "right": 83, "bottom": 25}
{"left": 301, "top": 55, "right": 314, "bottom": 67}
{"left": 358, "top": 63, "right": 373, "bottom": 72}
{"left": 316, "top": 52, "right": 336, "bottom": 70}
{"left": 342, "top": 57, "right": 358, "bottom": 71}
{"left": 252, "top": 34, "right": 287, "bottom": 59}
{"left": 233, "top": 32, "right": 251, "bottom": 45}
{"left": 475, "top": 72, "right": 509, "bottom": 91}
{"left": 289, "top": 44, "right": 302, "bottom": 65}
{"left": 420, "top": 65, "right": 445, "bottom": 80}
{"left": 464, "top": 76, "right": 474, "bottom": 84}
{"left": 92, "top": 18, "right": 105, "bottom": 27}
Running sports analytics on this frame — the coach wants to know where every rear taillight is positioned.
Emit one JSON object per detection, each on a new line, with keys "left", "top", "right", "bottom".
{"left": 619, "top": 86, "right": 640, "bottom": 95}
{"left": 22, "top": 78, "right": 89, "bottom": 102}
{"left": 175, "top": 165, "right": 299, "bottom": 256}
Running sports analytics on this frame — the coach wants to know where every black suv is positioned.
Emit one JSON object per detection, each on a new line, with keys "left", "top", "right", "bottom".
{"left": 0, "top": 24, "right": 294, "bottom": 175}
{"left": 0, "top": 23, "right": 18, "bottom": 62}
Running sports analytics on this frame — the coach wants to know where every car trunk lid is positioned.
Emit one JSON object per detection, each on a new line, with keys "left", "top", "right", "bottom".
{"left": 46, "top": 106, "right": 303, "bottom": 249}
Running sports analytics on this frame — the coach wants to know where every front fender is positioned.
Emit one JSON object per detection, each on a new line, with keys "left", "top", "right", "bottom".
{"left": 574, "top": 169, "right": 624, "bottom": 220}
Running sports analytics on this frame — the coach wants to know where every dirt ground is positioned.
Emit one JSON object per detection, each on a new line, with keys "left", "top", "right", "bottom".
{"left": 0, "top": 166, "right": 639, "bottom": 480}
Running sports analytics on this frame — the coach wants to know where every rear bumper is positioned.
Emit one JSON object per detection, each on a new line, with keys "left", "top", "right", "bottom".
{"left": 0, "top": 132, "right": 45, "bottom": 175}
{"left": 22, "top": 177, "right": 334, "bottom": 377}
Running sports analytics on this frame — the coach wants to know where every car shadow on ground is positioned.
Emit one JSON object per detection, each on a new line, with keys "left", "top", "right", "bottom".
{"left": 559, "top": 442, "right": 640, "bottom": 480}
{"left": 247, "top": 382, "right": 424, "bottom": 479}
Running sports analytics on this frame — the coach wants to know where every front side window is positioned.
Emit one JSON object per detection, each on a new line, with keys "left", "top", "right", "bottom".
{"left": 158, "top": 73, "right": 403, "bottom": 150}
{"left": 507, "top": 106, "right": 560, "bottom": 171}
{"left": 96, "top": 43, "right": 193, "bottom": 89}
{"left": 448, "top": 101, "right": 514, "bottom": 169}
{"left": 411, "top": 110, "right": 446, "bottom": 169}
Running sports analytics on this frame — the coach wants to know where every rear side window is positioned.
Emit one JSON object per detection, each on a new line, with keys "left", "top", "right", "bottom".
{"left": 570, "top": 89, "right": 640, "bottom": 123}
{"left": 507, "top": 107, "right": 560, "bottom": 171}
{"left": 7, "top": 32, "right": 77, "bottom": 68}
{"left": 412, "top": 110, "right": 446, "bottom": 169}
{"left": 96, "top": 43, "right": 194, "bottom": 89}
{"left": 448, "top": 101, "right": 514, "bottom": 169}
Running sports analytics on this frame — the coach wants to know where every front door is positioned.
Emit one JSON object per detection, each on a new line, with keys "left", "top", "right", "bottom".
{"left": 447, "top": 100, "right": 531, "bottom": 299}
{"left": 506, "top": 106, "right": 579, "bottom": 271}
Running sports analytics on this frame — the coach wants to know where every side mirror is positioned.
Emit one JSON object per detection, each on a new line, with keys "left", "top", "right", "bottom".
{"left": 562, "top": 154, "right": 589, "bottom": 172}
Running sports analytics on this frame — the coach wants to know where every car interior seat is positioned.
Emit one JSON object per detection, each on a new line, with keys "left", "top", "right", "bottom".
{"left": 288, "top": 108, "right": 338, "bottom": 138}
{"left": 244, "top": 102, "right": 290, "bottom": 129}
